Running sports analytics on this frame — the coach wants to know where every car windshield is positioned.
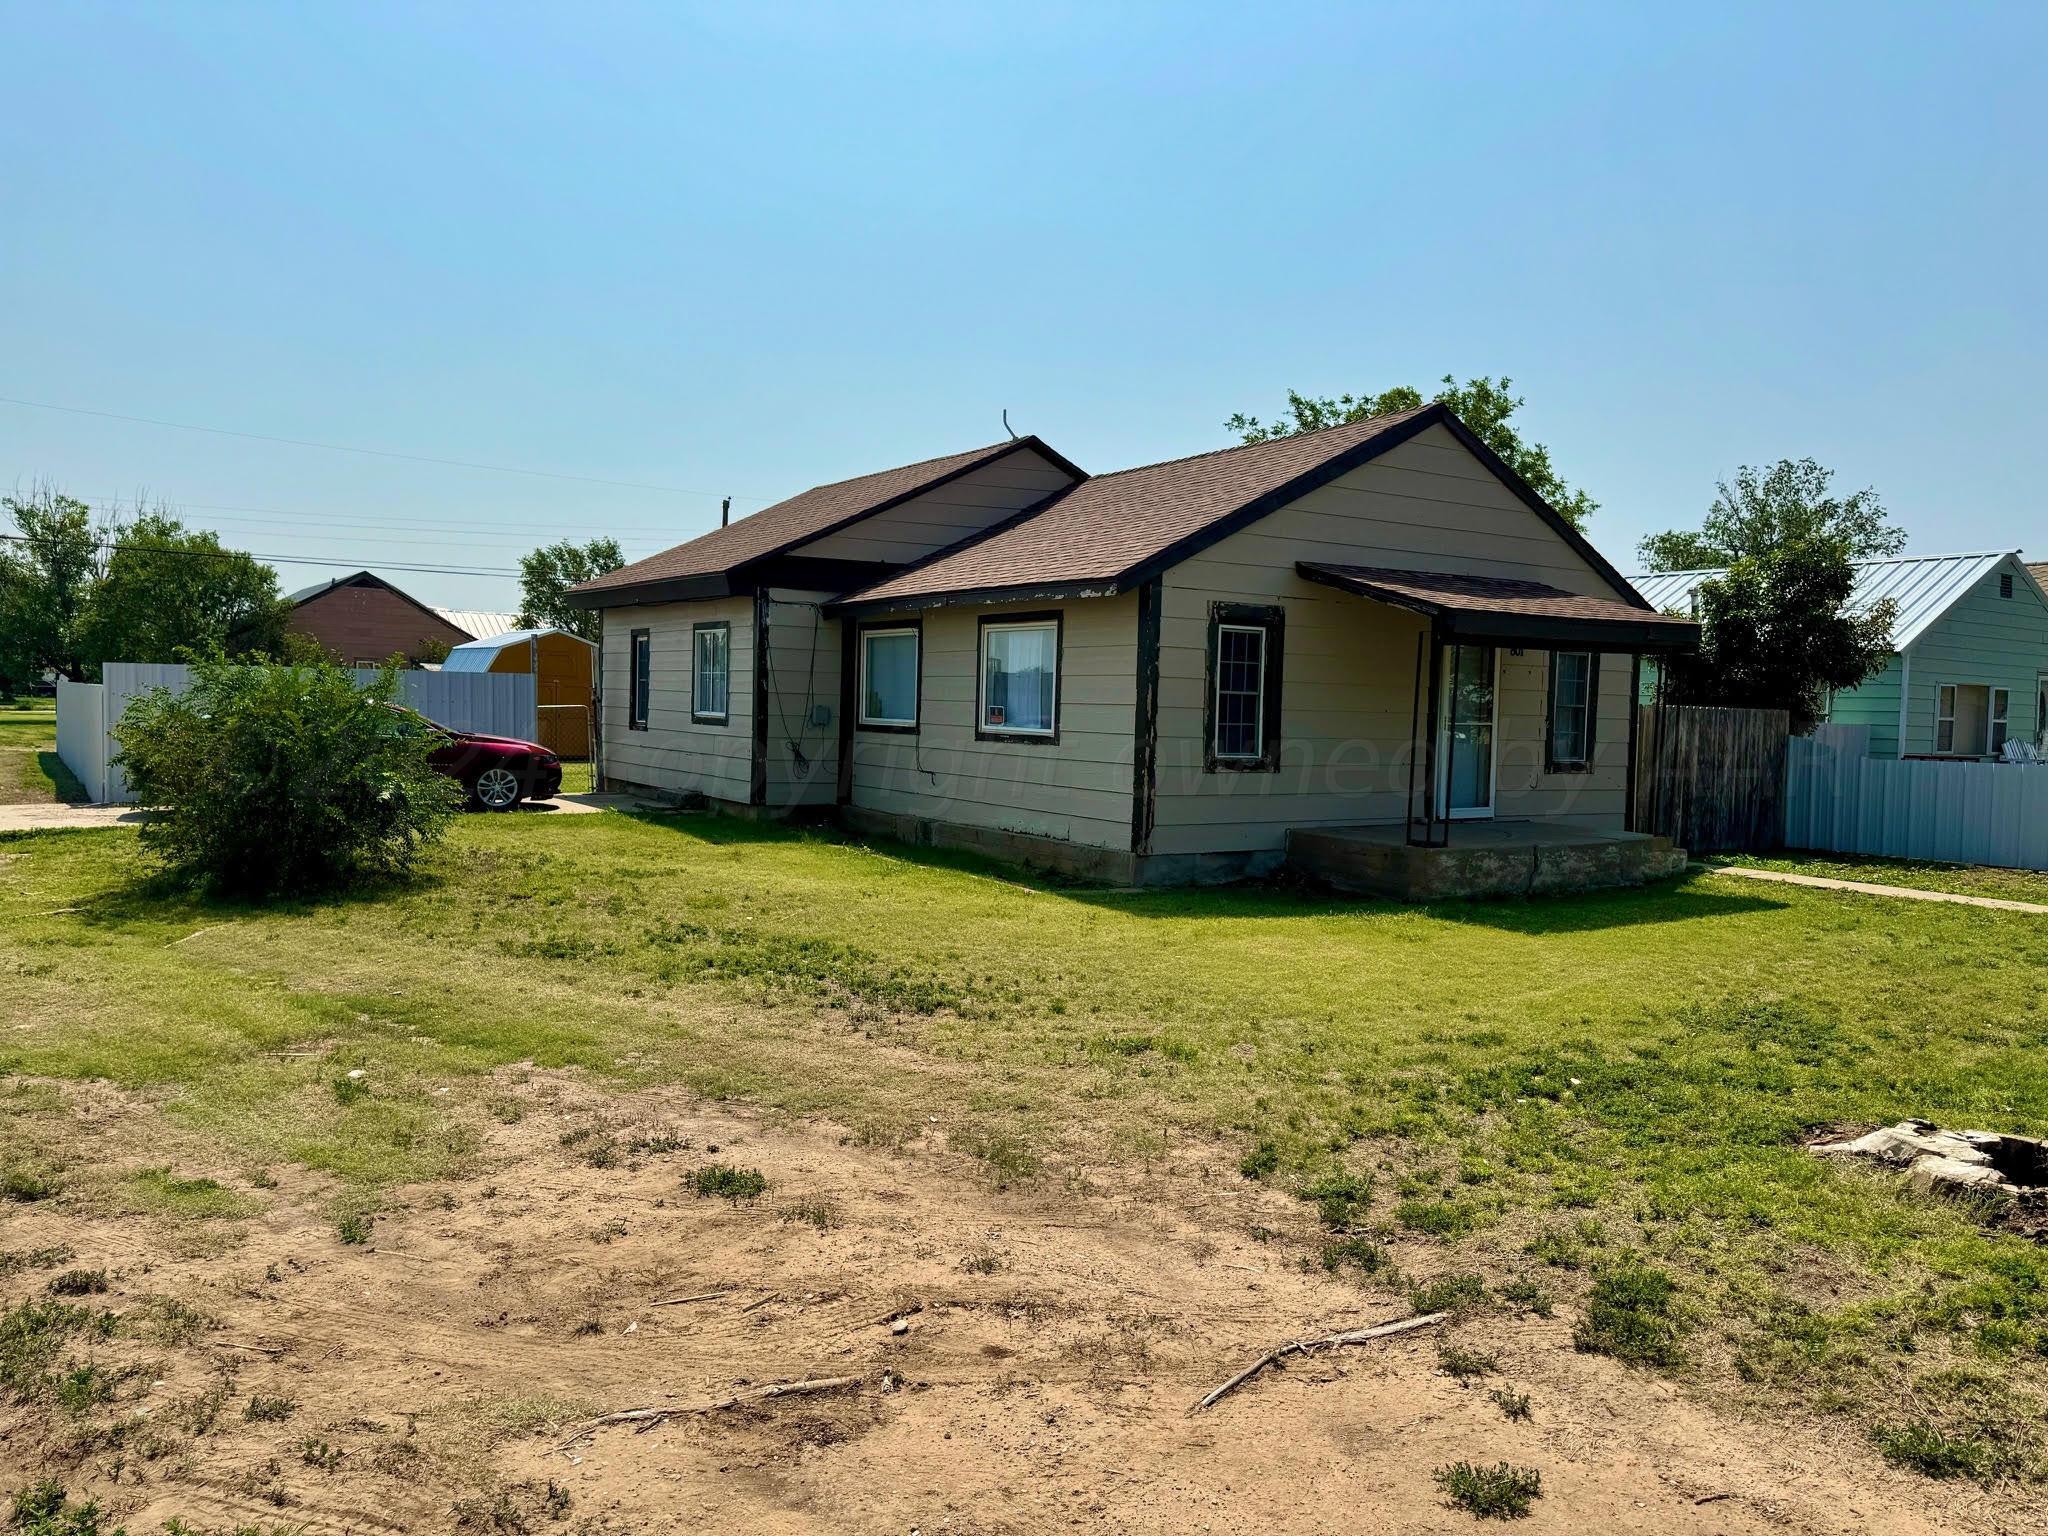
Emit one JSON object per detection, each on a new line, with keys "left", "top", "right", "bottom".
{"left": 381, "top": 703, "right": 454, "bottom": 740}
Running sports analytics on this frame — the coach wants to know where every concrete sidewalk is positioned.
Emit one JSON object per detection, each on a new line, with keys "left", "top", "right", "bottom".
{"left": 1709, "top": 864, "right": 2048, "bottom": 915}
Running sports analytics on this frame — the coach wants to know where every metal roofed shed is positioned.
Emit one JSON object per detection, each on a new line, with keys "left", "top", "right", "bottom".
{"left": 444, "top": 628, "right": 597, "bottom": 760}
{"left": 434, "top": 609, "right": 522, "bottom": 642}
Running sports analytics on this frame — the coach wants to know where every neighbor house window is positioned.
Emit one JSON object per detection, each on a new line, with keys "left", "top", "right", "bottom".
{"left": 858, "top": 624, "right": 919, "bottom": 729}
{"left": 1546, "top": 651, "right": 1598, "bottom": 772}
{"left": 692, "top": 621, "right": 730, "bottom": 725}
{"left": 1204, "top": 603, "right": 1284, "bottom": 771}
{"left": 978, "top": 615, "right": 1060, "bottom": 739}
{"left": 1937, "top": 682, "right": 1995, "bottom": 755}
{"left": 628, "top": 628, "right": 651, "bottom": 731}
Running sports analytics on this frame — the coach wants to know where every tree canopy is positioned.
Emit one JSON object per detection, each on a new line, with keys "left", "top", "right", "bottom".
{"left": 1225, "top": 375, "right": 1596, "bottom": 529}
{"left": 0, "top": 489, "right": 287, "bottom": 690}
{"left": 1659, "top": 538, "right": 1896, "bottom": 733}
{"left": 1637, "top": 458, "right": 1903, "bottom": 573}
{"left": 517, "top": 537, "right": 623, "bottom": 642}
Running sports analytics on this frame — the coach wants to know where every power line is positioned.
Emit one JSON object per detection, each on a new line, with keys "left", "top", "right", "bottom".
{"left": 2, "top": 532, "right": 519, "bottom": 579}
{"left": 0, "top": 394, "right": 767, "bottom": 502}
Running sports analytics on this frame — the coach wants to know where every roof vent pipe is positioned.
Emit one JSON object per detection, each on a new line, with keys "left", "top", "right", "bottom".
{"left": 721, "top": 496, "right": 731, "bottom": 527}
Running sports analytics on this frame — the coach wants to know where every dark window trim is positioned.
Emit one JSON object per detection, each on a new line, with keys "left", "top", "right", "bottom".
{"left": 627, "top": 627, "right": 651, "bottom": 731}
{"left": 1203, "top": 602, "right": 1285, "bottom": 773}
{"left": 691, "top": 620, "right": 733, "bottom": 727}
{"left": 854, "top": 617, "right": 922, "bottom": 734}
{"left": 1544, "top": 649, "right": 1601, "bottom": 773}
{"left": 975, "top": 609, "right": 1064, "bottom": 745}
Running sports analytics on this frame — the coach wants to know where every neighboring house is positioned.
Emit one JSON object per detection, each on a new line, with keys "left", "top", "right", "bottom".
{"left": 570, "top": 406, "right": 1698, "bottom": 890}
{"left": 434, "top": 608, "right": 522, "bottom": 642}
{"left": 1633, "top": 552, "right": 2048, "bottom": 759}
{"left": 443, "top": 627, "right": 597, "bottom": 759}
{"left": 286, "top": 571, "right": 476, "bottom": 664}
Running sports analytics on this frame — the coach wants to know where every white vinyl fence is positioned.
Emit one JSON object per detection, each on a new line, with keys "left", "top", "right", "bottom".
{"left": 1786, "top": 732, "right": 2048, "bottom": 872}
{"left": 58, "top": 663, "right": 537, "bottom": 805}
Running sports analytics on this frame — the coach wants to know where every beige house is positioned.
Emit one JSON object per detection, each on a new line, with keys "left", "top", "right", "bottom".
{"left": 570, "top": 405, "right": 1698, "bottom": 895}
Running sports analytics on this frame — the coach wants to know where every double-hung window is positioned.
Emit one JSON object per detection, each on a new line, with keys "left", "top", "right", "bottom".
{"left": 1204, "top": 603, "right": 1283, "bottom": 771}
{"left": 628, "top": 628, "right": 651, "bottom": 731}
{"left": 858, "top": 624, "right": 920, "bottom": 730}
{"left": 1545, "top": 651, "right": 1598, "bottom": 772}
{"left": 978, "top": 616, "right": 1060, "bottom": 739}
{"left": 692, "top": 621, "right": 730, "bottom": 725}
{"left": 1937, "top": 682, "right": 1999, "bottom": 756}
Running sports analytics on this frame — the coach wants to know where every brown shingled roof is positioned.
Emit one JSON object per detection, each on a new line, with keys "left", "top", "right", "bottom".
{"left": 573, "top": 437, "right": 1077, "bottom": 597}
{"left": 833, "top": 402, "right": 1644, "bottom": 612}
{"left": 1296, "top": 563, "right": 1697, "bottom": 648}
{"left": 2028, "top": 561, "right": 2048, "bottom": 594}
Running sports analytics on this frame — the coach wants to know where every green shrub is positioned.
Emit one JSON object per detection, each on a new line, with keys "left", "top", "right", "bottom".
{"left": 1238, "top": 1141, "right": 1280, "bottom": 1181}
{"left": 1298, "top": 1170, "right": 1372, "bottom": 1228}
{"left": 112, "top": 658, "right": 460, "bottom": 896}
{"left": 690, "top": 1164, "right": 767, "bottom": 1201}
{"left": 1573, "top": 1259, "right": 1687, "bottom": 1368}
{"left": 1434, "top": 1460, "right": 1542, "bottom": 1519}
{"left": 1872, "top": 1421, "right": 1987, "bottom": 1479}
{"left": 1409, "top": 1272, "right": 1489, "bottom": 1315}
{"left": 6, "top": 1480, "right": 123, "bottom": 1536}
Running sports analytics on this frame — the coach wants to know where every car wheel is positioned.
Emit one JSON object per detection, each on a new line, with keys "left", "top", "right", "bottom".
{"left": 472, "top": 767, "right": 523, "bottom": 811}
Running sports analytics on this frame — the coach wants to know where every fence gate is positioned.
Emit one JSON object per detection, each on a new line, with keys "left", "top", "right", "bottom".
{"left": 1633, "top": 704, "right": 1790, "bottom": 853}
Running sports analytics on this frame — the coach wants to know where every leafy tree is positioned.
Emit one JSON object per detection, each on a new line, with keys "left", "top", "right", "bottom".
{"left": 1637, "top": 458, "right": 1903, "bottom": 572}
{"left": 517, "top": 537, "right": 623, "bottom": 641}
{"left": 1226, "top": 375, "right": 1596, "bottom": 528}
{"left": 0, "top": 488, "right": 98, "bottom": 691}
{"left": 112, "top": 658, "right": 459, "bottom": 895}
{"left": 72, "top": 513, "right": 288, "bottom": 669}
{"left": 1659, "top": 539, "right": 1896, "bottom": 733}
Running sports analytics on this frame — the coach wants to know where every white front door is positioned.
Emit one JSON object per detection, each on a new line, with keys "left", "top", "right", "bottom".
{"left": 1436, "top": 643, "right": 1498, "bottom": 819}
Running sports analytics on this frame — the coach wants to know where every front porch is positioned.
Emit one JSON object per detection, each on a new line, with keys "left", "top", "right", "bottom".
{"left": 1286, "top": 818, "right": 1688, "bottom": 901}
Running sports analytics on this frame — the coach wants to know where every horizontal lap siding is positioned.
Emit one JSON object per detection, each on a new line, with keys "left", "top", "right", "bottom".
{"left": 791, "top": 449, "right": 1076, "bottom": 565}
{"left": 1151, "top": 423, "right": 1633, "bottom": 857}
{"left": 1826, "top": 656, "right": 1902, "bottom": 758}
{"left": 1899, "top": 560, "right": 2048, "bottom": 756}
{"left": 601, "top": 598, "right": 753, "bottom": 802}
{"left": 761, "top": 590, "right": 841, "bottom": 808}
{"left": 848, "top": 594, "right": 1138, "bottom": 850}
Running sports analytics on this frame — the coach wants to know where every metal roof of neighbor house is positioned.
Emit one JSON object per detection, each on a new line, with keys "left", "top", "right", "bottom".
{"left": 440, "top": 628, "right": 595, "bottom": 671}
{"left": 1630, "top": 551, "right": 2025, "bottom": 652}
{"left": 835, "top": 403, "right": 1645, "bottom": 613}
{"left": 434, "top": 609, "right": 522, "bottom": 641}
{"left": 571, "top": 436, "right": 1082, "bottom": 597}
{"left": 1296, "top": 563, "right": 1699, "bottom": 649}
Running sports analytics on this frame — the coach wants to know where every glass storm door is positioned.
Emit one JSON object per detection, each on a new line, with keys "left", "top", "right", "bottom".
{"left": 1437, "top": 643, "right": 1497, "bottom": 818}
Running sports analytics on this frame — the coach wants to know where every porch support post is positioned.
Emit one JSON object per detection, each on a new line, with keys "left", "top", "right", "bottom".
{"left": 1406, "top": 629, "right": 1425, "bottom": 845}
{"left": 1624, "top": 652, "right": 1642, "bottom": 833}
{"left": 1420, "top": 621, "right": 1445, "bottom": 848}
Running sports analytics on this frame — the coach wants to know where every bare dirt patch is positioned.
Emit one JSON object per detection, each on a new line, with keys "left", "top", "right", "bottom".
{"left": 1, "top": 1073, "right": 2034, "bottom": 1535}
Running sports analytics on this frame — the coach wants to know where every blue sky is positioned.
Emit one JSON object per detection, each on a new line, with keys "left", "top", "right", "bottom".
{"left": 4, "top": 1, "right": 2043, "bottom": 611}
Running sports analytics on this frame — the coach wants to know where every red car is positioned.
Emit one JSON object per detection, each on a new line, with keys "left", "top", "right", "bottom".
{"left": 393, "top": 708, "right": 563, "bottom": 810}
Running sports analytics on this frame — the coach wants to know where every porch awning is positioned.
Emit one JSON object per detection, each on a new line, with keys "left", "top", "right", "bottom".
{"left": 1295, "top": 562, "right": 1699, "bottom": 652}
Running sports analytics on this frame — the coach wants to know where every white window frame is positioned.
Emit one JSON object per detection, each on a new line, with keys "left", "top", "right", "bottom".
{"left": 1545, "top": 650, "right": 1596, "bottom": 772}
{"left": 1992, "top": 687, "right": 2010, "bottom": 755}
{"left": 692, "top": 622, "right": 730, "bottom": 725}
{"left": 857, "top": 625, "right": 920, "bottom": 729}
{"left": 628, "top": 628, "right": 651, "bottom": 731}
{"left": 1212, "top": 623, "right": 1267, "bottom": 760}
{"left": 1935, "top": 680, "right": 1996, "bottom": 756}
{"left": 977, "top": 617, "right": 1060, "bottom": 739}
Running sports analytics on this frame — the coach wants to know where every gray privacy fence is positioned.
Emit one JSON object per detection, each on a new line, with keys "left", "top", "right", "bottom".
{"left": 58, "top": 662, "right": 537, "bottom": 805}
{"left": 1786, "top": 731, "right": 2048, "bottom": 871}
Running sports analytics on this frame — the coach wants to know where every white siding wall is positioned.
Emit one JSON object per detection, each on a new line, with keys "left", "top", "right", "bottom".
{"left": 1152, "top": 423, "right": 1633, "bottom": 857}
{"left": 601, "top": 596, "right": 754, "bottom": 804}
{"left": 790, "top": 448, "right": 1075, "bottom": 565}
{"left": 761, "top": 589, "right": 842, "bottom": 808}
{"left": 848, "top": 594, "right": 1138, "bottom": 850}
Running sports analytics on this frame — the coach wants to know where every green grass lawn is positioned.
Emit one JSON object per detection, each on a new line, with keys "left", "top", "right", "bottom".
{"left": 0, "top": 698, "right": 85, "bottom": 805}
{"left": 1709, "top": 850, "right": 2048, "bottom": 905}
{"left": 3, "top": 810, "right": 2047, "bottom": 1475}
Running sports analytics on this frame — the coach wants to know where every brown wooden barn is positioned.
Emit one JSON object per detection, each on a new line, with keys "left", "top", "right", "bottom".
{"left": 442, "top": 627, "right": 598, "bottom": 759}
